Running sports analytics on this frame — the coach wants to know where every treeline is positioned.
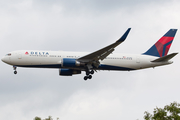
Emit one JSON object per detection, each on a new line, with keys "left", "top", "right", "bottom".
{"left": 34, "top": 102, "right": 180, "bottom": 120}
{"left": 144, "top": 101, "right": 180, "bottom": 120}
{"left": 34, "top": 116, "right": 59, "bottom": 120}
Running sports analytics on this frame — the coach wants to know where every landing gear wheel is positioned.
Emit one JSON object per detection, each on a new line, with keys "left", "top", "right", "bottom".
{"left": 88, "top": 75, "right": 92, "bottom": 79}
{"left": 90, "top": 70, "right": 94, "bottom": 74}
{"left": 84, "top": 76, "right": 88, "bottom": 80}
{"left": 13, "top": 66, "right": 17, "bottom": 75}
{"left": 83, "top": 75, "right": 92, "bottom": 80}
{"left": 14, "top": 71, "right": 17, "bottom": 74}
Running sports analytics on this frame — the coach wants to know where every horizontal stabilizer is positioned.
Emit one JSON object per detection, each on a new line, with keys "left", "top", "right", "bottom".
{"left": 151, "top": 53, "right": 178, "bottom": 62}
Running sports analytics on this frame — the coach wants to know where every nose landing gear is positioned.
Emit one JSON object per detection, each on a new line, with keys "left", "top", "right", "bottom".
{"left": 13, "top": 66, "right": 17, "bottom": 74}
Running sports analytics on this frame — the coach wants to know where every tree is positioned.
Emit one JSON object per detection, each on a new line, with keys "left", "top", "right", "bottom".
{"left": 144, "top": 111, "right": 152, "bottom": 120}
{"left": 144, "top": 101, "right": 180, "bottom": 120}
{"left": 44, "top": 116, "right": 53, "bottom": 120}
{"left": 34, "top": 116, "right": 41, "bottom": 120}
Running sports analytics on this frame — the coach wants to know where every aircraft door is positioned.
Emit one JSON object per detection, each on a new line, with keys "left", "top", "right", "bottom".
{"left": 136, "top": 57, "right": 140, "bottom": 63}
{"left": 18, "top": 53, "right": 22, "bottom": 59}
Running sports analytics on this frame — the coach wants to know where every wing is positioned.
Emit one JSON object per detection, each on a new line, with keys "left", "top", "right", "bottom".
{"left": 77, "top": 28, "right": 131, "bottom": 68}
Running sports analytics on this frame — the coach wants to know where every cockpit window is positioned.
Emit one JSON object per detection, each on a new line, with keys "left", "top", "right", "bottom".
{"left": 6, "top": 53, "right": 11, "bottom": 56}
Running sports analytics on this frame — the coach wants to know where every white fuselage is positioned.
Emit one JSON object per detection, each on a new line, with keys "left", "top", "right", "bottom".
{"left": 1, "top": 50, "right": 172, "bottom": 71}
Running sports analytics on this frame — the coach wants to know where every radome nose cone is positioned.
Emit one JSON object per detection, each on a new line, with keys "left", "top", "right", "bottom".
{"left": 1, "top": 57, "right": 5, "bottom": 62}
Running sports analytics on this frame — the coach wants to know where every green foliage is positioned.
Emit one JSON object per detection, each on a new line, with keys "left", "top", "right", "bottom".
{"left": 34, "top": 116, "right": 57, "bottom": 120}
{"left": 164, "top": 102, "right": 180, "bottom": 120}
{"left": 34, "top": 116, "right": 41, "bottom": 120}
{"left": 144, "top": 101, "right": 180, "bottom": 120}
{"left": 44, "top": 116, "right": 53, "bottom": 120}
{"left": 144, "top": 111, "right": 152, "bottom": 120}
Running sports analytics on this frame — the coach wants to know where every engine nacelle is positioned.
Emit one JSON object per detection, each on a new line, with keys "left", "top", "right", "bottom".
{"left": 61, "top": 58, "right": 84, "bottom": 67}
{"left": 59, "top": 69, "right": 81, "bottom": 76}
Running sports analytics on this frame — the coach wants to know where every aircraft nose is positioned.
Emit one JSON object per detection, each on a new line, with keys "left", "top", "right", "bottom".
{"left": 1, "top": 56, "right": 5, "bottom": 62}
{"left": 1, "top": 56, "right": 8, "bottom": 63}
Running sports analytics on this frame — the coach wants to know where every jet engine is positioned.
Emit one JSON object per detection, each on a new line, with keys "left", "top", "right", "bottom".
{"left": 61, "top": 58, "right": 84, "bottom": 67}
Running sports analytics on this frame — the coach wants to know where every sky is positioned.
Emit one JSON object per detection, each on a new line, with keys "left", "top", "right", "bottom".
{"left": 0, "top": 0, "right": 180, "bottom": 120}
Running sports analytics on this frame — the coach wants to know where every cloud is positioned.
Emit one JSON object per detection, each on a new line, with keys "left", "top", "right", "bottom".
{"left": 0, "top": 0, "right": 180, "bottom": 120}
{"left": 58, "top": 89, "right": 122, "bottom": 120}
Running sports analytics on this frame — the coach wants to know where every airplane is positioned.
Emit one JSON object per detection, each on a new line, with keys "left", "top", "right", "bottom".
{"left": 1, "top": 28, "right": 178, "bottom": 80}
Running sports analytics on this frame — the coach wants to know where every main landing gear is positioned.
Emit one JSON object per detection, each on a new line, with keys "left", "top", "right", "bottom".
{"left": 84, "top": 70, "right": 94, "bottom": 80}
{"left": 13, "top": 66, "right": 17, "bottom": 74}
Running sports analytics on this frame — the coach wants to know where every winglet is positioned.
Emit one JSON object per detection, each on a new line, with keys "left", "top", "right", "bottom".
{"left": 117, "top": 28, "right": 131, "bottom": 42}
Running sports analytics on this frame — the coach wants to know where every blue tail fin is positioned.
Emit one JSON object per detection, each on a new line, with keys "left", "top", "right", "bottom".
{"left": 143, "top": 29, "right": 177, "bottom": 57}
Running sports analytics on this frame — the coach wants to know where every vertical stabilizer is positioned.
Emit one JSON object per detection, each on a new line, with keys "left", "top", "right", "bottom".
{"left": 144, "top": 29, "right": 177, "bottom": 57}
